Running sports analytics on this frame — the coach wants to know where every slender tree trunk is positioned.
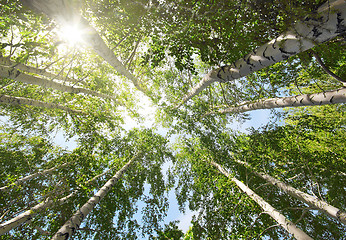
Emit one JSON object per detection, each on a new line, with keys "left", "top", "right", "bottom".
{"left": 204, "top": 88, "right": 346, "bottom": 116}
{"left": 0, "top": 94, "right": 86, "bottom": 114}
{"left": 0, "top": 192, "right": 74, "bottom": 236}
{"left": 0, "top": 162, "right": 72, "bottom": 192}
{"left": 21, "top": 0, "right": 146, "bottom": 94}
{"left": 209, "top": 160, "right": 313, "bottom": 240}
{"left": 178, "top": 0, "right": 346, "bottom": 107}
{"left": 0, "top": 159, "right": 127, "bottom": 235}
{"left": 51, "top": 155, "right": 138, "bottom": 240}
{"left": 0, "top": 66, "right": 121, "bottom": 104}
{"left": 234, "top": 159, "right": 346, "bottom": 225}
{"left": 0, "top": 56, "right": 79, "bottom": 85}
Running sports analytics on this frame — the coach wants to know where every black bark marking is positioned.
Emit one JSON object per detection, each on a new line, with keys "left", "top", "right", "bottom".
{"left": 312, "top": 26, "right": 323, "bottom": 38}
{"left": 58, "top": 232, "right": 70, "bottom": 240}
{"left": 245, "top": 54, "right": 255, "bottom": 68}
{"left": 272, "top": 38, "right": 278, "bottom": 49}
{"left": 262, "top": 46, "right": 271, "bottom": 61}
{"left": 329, "top": 96, "right": 334, "bottom": 103}
{"left": 336, "top": 13, "right": 346, "bottom": 34}
{"left": 279, "top": 48, "right": 296, "bottom": 55}
{"left": 15, "top": 70, "right": 21, "bottom": 78}
{"left": 270, "top": 56, "right": 276, "bottom": 62}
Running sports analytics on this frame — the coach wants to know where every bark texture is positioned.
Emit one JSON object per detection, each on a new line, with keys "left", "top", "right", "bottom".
{"left": 0, "top": 94, "right": 85, "bottom": 114}
{"left": 51, "top": 155, "right": 137, "bottom": 240}
{"left": 0, "top": 66, "right": 120, "bottom": 103}
{"left": 235, "top": 159, "right": 346, "bottom": 225}
{"left": 210, "top": 161, "right": 313, "bottom": 240}
{"left": 0, "top": 161, "right": 120, "bottom": 235}
{"left": 205, "top": 88, "right": 346, "bottom": 116}
{"left": 0, "top": 56, "right": 78, "bottom": 85}
{"left": 0, "top": 193, "right": 74, "bottom": 235}
{"left": 179, "top": 0, "right": 346, "bottom": 106}
{"left": 21, "top": 0, "right": 146, "bottom": 93}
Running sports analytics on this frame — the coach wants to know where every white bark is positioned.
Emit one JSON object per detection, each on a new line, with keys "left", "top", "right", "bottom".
{"left": 51, "top": 155, "right": 137, "bottom": 240}
{"left": 21, "top": 0, "right": 146, "bottom": 93}
{"left": 179, "top": 0, "right": 346, "bottom": 106}
{"left": 235, "top": 159, "right": 346, "bottom": 225}
{"left": 205, "top": 88, "right": 346, "bottom": 116}
{"left": 0, "top": 94, "right": 85, "bottom": 114}
{"left": 0, "top": 56, "right": 78, "bottom": 85}
{"left": 0, "top": 161, "right": 122, "bottom": 235}
{"left": 0, "top": 192, "right": 74, "bottom": 236}
{"left": 0, "top": 162, "right": 71, "bottom": 191}
{"left": 0, "top": 66, "right": 121, "bottom": 104}
{"left": 210, "top": 161, "right": 313, "bottom": 240}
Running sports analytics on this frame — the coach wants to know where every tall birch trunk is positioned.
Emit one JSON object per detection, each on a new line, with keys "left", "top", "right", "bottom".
{"left": 209, "top": 160, "right": 313, "bottom": 240}
{"left": 0, "top": 162, "right": 71, "bottom": 192}
{"left": 0, "top": 160, "right": 126, "bottom": 235}
{"left": 234, "top": 159, "right": 346, "bottom": 225}
{"left": 51, "top": 155, "right": 137, "bottom": 240}
{"left": 0, "top": 56, "right": 79, "bottom": 85}
{"left": 21, "top": 0, "right": 146, "bottom": 93}
{"left": 0, "top": 66, "right": 121, "bottom": 104}
{"left": 0, "top": 94, "right": 86, "bottom": 114}
{"left": 204, "top": 88, "right": 346, "bottom": 116}
{"left": 178, "top": 0, "right": 346, "bottom": 107}
{"left": 0, "top": 192, "right": 75, "bottom": 236}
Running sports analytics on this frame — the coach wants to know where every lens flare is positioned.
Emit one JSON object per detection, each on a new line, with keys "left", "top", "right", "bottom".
{"left": 59, "top": 24, "right": 84, "bottom": 46}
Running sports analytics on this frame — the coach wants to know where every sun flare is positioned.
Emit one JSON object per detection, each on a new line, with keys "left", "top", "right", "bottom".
{"left": 59, "top": 24, "right": 84, "bottom": 46}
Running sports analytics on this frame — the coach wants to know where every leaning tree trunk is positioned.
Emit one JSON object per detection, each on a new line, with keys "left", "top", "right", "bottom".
{"left": 177, "top": 0, "right": 346, "bottom": 107}
{"left": 209, "top": 160, "right": 313, "bottom": 240}
{"left": 0, "top": 66, "right": 122, "bottom": 104}
{"left": 0, "top": 158, "right": 128, "bottom": 235}
{"left": 0, "top": 56, "right": 79, "bottom": 85}
{"left": 0, "top": 94, "right": 86, "bottom": 114}
{"left": 0, "top": 162, "right": 72, "bottom": 191}
{"left": 204, "top": 88, "right": 346, "bottom": 116}
{"left": 51, "top": 154, "right": 138, "bottom": 240}
{"left": 21, "top": 0, "right": 146, "bottom": 93}
{"left": 234, "top": 158, "right": 346, "bottom": 225}
{"left": 0, "top": 192, "right": 75, "bottom": 236}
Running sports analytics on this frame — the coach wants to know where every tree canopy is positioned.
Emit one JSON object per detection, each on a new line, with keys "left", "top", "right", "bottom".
{"left": 0, "top": 0, "right": 345, "bottom": 239}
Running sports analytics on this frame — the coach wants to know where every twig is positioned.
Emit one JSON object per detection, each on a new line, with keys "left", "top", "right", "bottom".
{"left": 311, "top": 50, "right": 346, "bottom": 83}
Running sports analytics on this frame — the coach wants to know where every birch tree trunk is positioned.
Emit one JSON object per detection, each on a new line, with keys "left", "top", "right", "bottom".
{"left": 0, "top": 56, "right": 79, "bottom": 85}
{"left": 51, "top": 155, "right": 137, "bottom": 240}
{"left": 0, "top": 159, "right": 126, "bottom": 235}
{"left": 21, "top": 0, "right": 146, "bottom": 93}
{"left": 178, "top": 0, "right": 346, "bottom": 107}
{"left": 0, "top": 66, "right": 121, "bottom": 104}
{"left": 209, "top": 160, "right": 313, "bottom": 240}
{"left": 0, "top": 192, "right": 75, "bottom": 236}
{"left": 234, "top": 158, "right": 346, "bottom": 225}
{"left": 0, "top": 94, "right": 86, "bottom": 114}
{"left": 204, "top": 88, "right": 346, "bottom": 116}
{"left": 0, "top": 162, "right": 72, "bottom": 192}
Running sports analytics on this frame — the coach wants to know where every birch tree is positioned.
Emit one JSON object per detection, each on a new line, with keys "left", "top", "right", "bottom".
{"left": 51, "top": 154, "right": 138, "bottom": 240}
{"left": 0, "top": 94, "right": 86, "bottom": 115}
{"left": 0, "top": 65, "right": 122, "bottom": 104}
{"left": 177, "top": 0, "right": 346, "bottom": 106}
{"left": 204, "top": 88, "right": 346, "bottom": 116}
{"left": 232, "top": 158, "right": 346, "bottom": 225}
{"left": 209, "top": 160, "right": 313, "bottom": 240}
{"left": 21, "top": 0, "right": 146, "bottom": 93}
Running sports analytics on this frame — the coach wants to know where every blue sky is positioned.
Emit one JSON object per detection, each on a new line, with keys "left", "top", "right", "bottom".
{"left": 52, "top": 101, "right": 274, "bottom": 236}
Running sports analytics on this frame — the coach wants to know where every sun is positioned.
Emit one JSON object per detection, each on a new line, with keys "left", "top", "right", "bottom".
{"left": 59, "top": 24, "right": 84, "bottom": 46}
